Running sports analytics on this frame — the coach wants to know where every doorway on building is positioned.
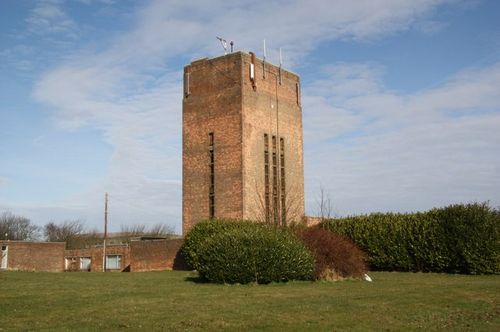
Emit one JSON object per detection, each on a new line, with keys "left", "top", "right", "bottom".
{"left": 1, "top": 245, "right": 8, "bottom": 269}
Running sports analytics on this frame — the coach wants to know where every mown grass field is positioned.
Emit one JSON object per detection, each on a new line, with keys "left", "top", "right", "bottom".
{"left": 0, "top": 271, "right": 498, "bottom": 331}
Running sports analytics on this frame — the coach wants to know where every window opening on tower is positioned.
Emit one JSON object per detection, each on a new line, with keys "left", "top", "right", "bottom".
{"left": 184, "top": 72, "right": 190, "bottom": 97}
{"left": 272, "top": 135, "right": 278, "bottom": 225}
{"left": 209, "top": 132, "right": 215, "bottom": 219}
{"left": 280, "top": 137, "right": 286, "bottom": 225}
{"left": 264, "top": 134, "right": 270, "bottom": 222}
{"left": 296, "top": 82, "right": 300, "bottom": 105}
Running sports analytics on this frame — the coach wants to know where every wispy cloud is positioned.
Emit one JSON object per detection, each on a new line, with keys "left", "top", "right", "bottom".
{"left": 0, "top": 45, "right": 35, "bottom": 72}
{"left": 304, "top": 62, "right": 500, "bottom": 215}
{"left": 33, "top": 66, "right": 183, "bottom": 230}
{"left": 102, "top": 0, "right": 453, "bottom": 67}
{"left": 26, "top": 0, "right": 78, "bottom": 38}
{"left": 28, "top": 0, "right": 483, "bottom": 230}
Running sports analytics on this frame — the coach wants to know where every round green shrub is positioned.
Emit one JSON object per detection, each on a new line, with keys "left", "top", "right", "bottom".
{"left": 182, "top": 219, "right": 254, "bottom": 271}
{"left": 183, "top": 220, "right": 314, "bottom": 284}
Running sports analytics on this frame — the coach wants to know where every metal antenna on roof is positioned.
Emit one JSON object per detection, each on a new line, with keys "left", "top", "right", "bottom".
{"left": 279, "top": 47, "right": 283, "bottom": 85}
{"left": 216, "top": 36, "right": 228, "bottom": 55}
{"left": 263, "top": 39, "right": 267, "bottom": 79}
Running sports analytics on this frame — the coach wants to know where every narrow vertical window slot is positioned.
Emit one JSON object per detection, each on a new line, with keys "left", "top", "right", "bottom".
{"left": 209, "top": 132, "right": 215, "bottom": 219}
{"left": 264, "top": 134, "right": 270, "bottom": 222}
{"left": 272, "top": 135, "right": 278, "bottom": 225}
{"left": 250, "top": 63, "right": 255, "bottom": 80}
{"left": 280, "top": 137, "right": 286, "bottom": 225}
{"left": 250, "top": 52, "right": 256, "bottom": 91}
{"left": 296, "top": 82, "right": 300, "bottom": 105}
{"left": 184, "top": 72, "right": 190, "bottom": 97}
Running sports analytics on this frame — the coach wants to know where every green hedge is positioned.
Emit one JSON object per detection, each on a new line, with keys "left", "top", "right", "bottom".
{"left": 322, "top": 203, "right": 499, "bottom": 274}
{"left": 183, "top": 220, "right": 314, "bottom": 284}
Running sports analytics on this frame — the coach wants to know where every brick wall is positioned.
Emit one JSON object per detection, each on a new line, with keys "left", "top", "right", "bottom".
{"left": 241, "top": 53, "right": 305, "bottom": 225}
{"left": 65, "top": 244, "right": 130, "bottom": 272}
{"left": 1, "top": 240, "right": 188, "bottom": 273}
{"left": 182, "top": 52, "right": 305, "bottom": 234}
{"left": 183, "top": 54, "right": 244, "bottom": 234}
{"left": 0, "top": 241, "right": 65, "bottom": 272}
{"left": 130, "top": 238, "right": 187, "bottom": 272}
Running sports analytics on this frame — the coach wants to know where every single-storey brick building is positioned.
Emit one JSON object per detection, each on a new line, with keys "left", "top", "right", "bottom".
{"left": 1, "top": 241, "right": 66, "bottom": 272}
{"left": 0, "top": 238, "right": 187, "bottom": 273}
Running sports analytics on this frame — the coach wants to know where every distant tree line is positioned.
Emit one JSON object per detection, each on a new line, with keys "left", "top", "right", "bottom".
{"left": 44, "top": 220, "right": 102, "bottom": 249}
{"left": 0, "top": 212, "right": 40, "bottom": 241}
{"left": 0, "top": 211, "right": 175, "bottom": 249}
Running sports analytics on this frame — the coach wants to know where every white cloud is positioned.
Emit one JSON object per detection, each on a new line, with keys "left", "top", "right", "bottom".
{"left": 33, "top": 67, "right": 183, "bottom": 231}
{"left": 29, "top": 0, "right": 474, "bottom": 231}
{"left": 26, "top": 0, "right": 78, "bottom": 37}
{"left": 64, "top": 0, "right": 453, "bottom": 71}
{"left": 0, "top": 45, "right": 35, "bottom": 72}
{"left": 304, "top": 62, "right": 500, "bottom": 216}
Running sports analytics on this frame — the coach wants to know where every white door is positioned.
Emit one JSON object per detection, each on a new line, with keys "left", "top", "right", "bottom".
{"left": 1, "top": 245, "right": 8, "bottom": 269}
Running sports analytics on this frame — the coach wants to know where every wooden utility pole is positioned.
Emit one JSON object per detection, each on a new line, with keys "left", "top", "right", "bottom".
{"left": 103, "top": 192, "right": 108, "bottom": 272}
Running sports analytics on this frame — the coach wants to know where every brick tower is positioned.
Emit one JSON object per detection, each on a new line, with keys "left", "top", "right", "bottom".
{"left": 182, "top": 51, "right": 304, "bottom": 235}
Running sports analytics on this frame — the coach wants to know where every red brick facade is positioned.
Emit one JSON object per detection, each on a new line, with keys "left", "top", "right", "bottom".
{"left": 65, "top": 244, "right": 131, "bottom": 272}
{"left": 0, "top": 241, "right": 65, "bottom": 272}
{"left": 129, "top": 238, "right": 186, "bottom": 272}
{"left": 1, "top": 239, "right": 187, "bottom": 273}
{"left": 183, "top": 52, "right": 305, "bottom": 234}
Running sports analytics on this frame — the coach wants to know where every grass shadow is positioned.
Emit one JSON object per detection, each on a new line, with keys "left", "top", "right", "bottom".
{"left": 184, "top": 274, "right": 211, "bottom": 284}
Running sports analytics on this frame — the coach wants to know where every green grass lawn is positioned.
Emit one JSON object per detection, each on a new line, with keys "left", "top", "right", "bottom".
{"left": 0, "top": 271, "right": 498, "bottom": 331}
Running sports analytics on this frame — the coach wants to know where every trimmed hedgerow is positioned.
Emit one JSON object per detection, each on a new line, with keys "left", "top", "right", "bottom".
{"left": 183, "top": 220, "right": 314, "bottom": 284}
{"left": 298, "top": 228, "right": 368, "bottom": 280}
{"left": 431, "top": 203, "right": 499, "bottom": 274}
{"left": 322, "top": 202, "right": 499, "bottom": 274}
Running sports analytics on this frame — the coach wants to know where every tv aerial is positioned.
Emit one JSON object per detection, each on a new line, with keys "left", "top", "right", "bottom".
{"left": 216, "top": 36, "right": 233, "bottom": 55}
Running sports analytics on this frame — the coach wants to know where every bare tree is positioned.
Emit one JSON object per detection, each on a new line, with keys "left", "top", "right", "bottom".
{"left": 120, "top": 224, "right": 146, "bottom": 238}
{"left": 44, "top": 220, "right": 100, "bottom": 249}
{"left": 148, "top": 223, "right": 175, "bottom": 237}
{"left": 252, "top": 182, "right": 304, "bottom": 227}
{"left": 120, "top": 223, "right": 175, "bottom": 242}
{"left": 280, "top": 185, "right": 304, "bottom": 227}
{"left": 316, "top": 185, "right": 334, "bottom": 221}
{"left": 45, "top": 220, "right": 84, "bottom": 241}
{"left": 0, "top": 211, "right": 40, "bottom": 240}
{"left": 80, "top": 228, "right": 103, "bottom": 248}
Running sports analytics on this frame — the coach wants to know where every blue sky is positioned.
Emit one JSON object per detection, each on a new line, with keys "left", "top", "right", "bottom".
{"left": 1, "top": 0, "right": 499, "bottom": 233}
